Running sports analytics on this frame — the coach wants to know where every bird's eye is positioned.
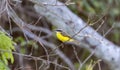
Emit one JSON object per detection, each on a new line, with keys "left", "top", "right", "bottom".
{"left": 55, "top": 29, "right": 62, "bottom": 32}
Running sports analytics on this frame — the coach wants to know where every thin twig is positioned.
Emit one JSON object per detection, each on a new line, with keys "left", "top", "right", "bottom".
{"left": 103, "top": 23, "right": 115, "bottom": 37}
{"left": 79, "top": 50, "right": 95, "bottom": 70}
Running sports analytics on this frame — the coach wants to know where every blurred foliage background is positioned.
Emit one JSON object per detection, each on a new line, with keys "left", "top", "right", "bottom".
{"left": 0, "top": 0, "right": 120, "bottom": 70}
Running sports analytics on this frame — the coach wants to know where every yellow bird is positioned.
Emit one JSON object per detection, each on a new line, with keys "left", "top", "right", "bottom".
{"left": 55, "top": 29, "right": 74, "bottom": 42}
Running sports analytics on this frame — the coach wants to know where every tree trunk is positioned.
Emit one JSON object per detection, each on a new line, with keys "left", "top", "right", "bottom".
{"left": 34, "top": 0, "right": 120, "bottom": 70}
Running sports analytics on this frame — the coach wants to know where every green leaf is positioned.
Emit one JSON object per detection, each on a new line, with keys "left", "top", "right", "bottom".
{"left": 0, "top": 31, "right": 15, "bottom": 65}
{"left": 0, "top": 60, "right": 9, "bottom": 70}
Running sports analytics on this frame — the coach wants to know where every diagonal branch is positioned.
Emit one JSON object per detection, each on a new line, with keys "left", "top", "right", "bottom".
{"left": 6, "top": 1, "right": 75, "bottom": 70}
{"left": 34, "top": 0, "right": 120, "bottom": 70}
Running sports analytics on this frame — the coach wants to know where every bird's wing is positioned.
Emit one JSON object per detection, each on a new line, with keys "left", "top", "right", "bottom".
{"left": 61, "top": 31, "right": 72, "bottom": 38}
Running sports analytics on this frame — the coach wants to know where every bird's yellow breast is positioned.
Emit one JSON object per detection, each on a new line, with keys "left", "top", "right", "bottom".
{"left": 56, "top": 32, "right": 74, "bottom": 42}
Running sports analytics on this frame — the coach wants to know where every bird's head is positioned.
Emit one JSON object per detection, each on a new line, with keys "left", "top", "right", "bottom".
{"left": 54, "top": 29, "right": 63, "bottom": 33}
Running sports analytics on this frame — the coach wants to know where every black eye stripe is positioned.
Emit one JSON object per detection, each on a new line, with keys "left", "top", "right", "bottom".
{"left": 55, "top": 29, "right": 62, "bottom": 32}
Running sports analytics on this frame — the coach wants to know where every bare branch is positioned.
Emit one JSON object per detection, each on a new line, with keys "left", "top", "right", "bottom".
{"left": 34, "top": 0, "right": 120, "bottom": 70}
{"left": 6, "top": 1, "right": 75, "bottom": 69}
